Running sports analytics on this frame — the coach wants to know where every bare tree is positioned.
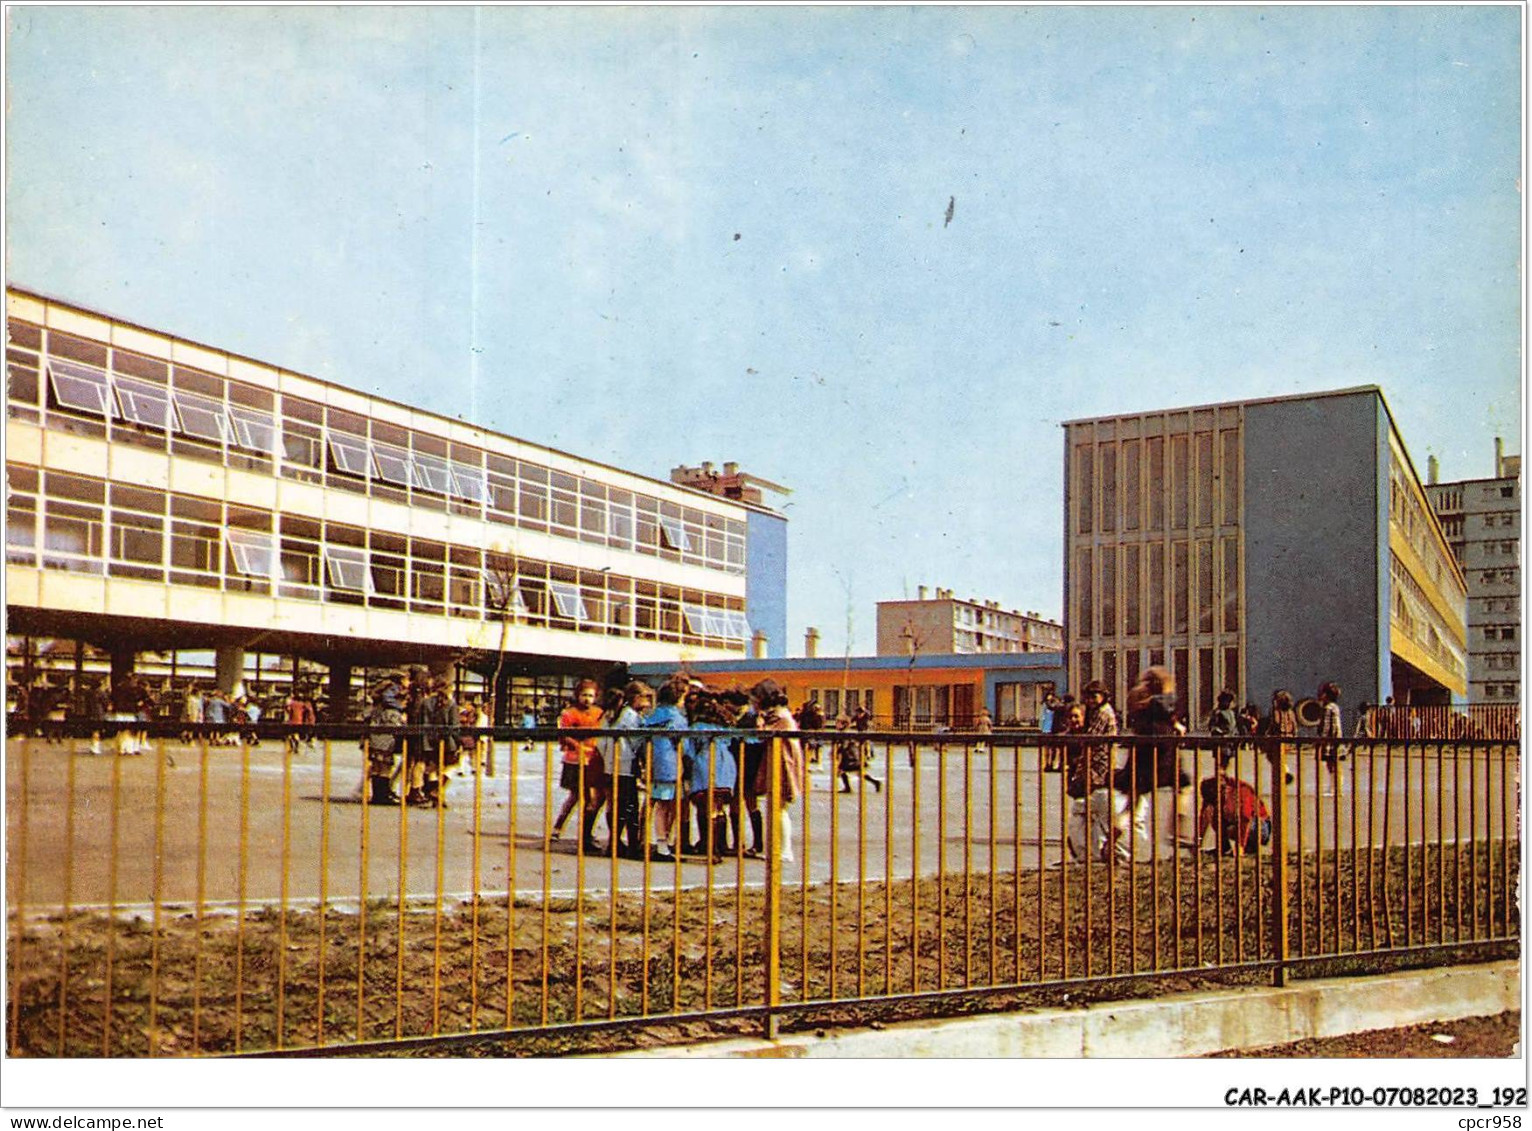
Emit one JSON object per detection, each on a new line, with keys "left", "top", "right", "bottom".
{"left": 479, "top": 547, "right": 523, "bottom": 773}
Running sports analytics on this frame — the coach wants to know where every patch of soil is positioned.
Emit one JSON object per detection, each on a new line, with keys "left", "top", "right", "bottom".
{"left": 7, "top": 842, "right": 1517, "bottom": 1057}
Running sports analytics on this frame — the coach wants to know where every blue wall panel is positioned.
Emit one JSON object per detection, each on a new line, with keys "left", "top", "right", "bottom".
{"left": 746, "top": 510, "right": 789, "bottom": 658}
{"left": 1243, "top": 391, "right": 1387, "bottom": 718}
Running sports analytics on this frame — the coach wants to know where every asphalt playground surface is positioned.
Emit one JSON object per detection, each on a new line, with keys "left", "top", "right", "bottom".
{"left": 4, "top": 734, "right": 1517, "bottom": 910}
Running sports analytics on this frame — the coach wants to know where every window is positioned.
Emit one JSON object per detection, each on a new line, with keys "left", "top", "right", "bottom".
{"left": 371, "top": 443, "right": 416, "bottom": 488}
{"left": 47, "top": 359, "right": 116, "bottom": 417}
{"left": 173, "top": 391, "right": 230, "bottom": 443}
{"left": 326, "top": 434, "right": 369, "bottom": 477}
{"left": 1100, "top": 444, "right": 1117, "bottom": 534}
{"left": 681, "top": 603, "right": 708, "bottom": 634}
{"left": 322, "top": 545, "right": 369, "bottom": 592}
{"left": 481, "top": 569, "right": 530, "bottom": 614}
{"left": 1171, "top": 434, "right": 1189, "bottom": 530}
{"left": 228, "top": 406, "right": 277, "bottom": 454}
{"left": 226, "top": 530, "right": 275, "bottom": 578}
{"left": 115, "top": 377, "right": 175, "bottom": 431}
{"left": 724, "top": 611, "right": 752, "bottom": 640}
{"left": 1075, "top": 443, "right": 1093, "bottom": 534}
{"left": 659, "top": 517, "right": 692, "bottom": 552}
{"left": 413, "top": 453, "right": 454, "bottom": 495}
{"left": 549, "top": 581, "right": 589, "bottom": 622}
{"left": 450, "top": 462, "right": 486, "bottom": 502}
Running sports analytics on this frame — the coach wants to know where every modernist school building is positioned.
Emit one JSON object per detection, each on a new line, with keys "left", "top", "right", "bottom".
{"left": 4, "top": 288, "right": 787, "bottom": 722}
{"left": 1063, "top": 387, "right": 1468, "bottom": 723}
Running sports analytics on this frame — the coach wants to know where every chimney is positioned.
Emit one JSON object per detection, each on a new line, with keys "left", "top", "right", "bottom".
{"left": 723, "top": 462, "right": 739, "bottom": 477}
{"left": 1427, "top": 455, "right": 1438, "bottom": 486}
{"left": 804, "top": 627, "right": 820, "bottom": 658}
{"left": 917, "top": 586, "right": 928, "bottom": 600}
{"left": 701, "top": 461, "right": 716, "bottom": 476}
{"left": 751, "top": 630, "right": 768, "bottom": 659}
{"left": 1495, "top": 437, "right": 1504, "bottom": 478}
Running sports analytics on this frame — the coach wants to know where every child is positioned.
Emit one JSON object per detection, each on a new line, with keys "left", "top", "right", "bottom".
{"left": 610, "top": 681, "right": 653, "bottom": 859}
{"left": 1197, "top": 766, "right": 1271, "bottom": 855}
{"left": 550, "top": 680, "right": 606, "bottom": 852}
{"left": 641, "top": 680, "right": 688, "bottom": 861}
{"left": 683, "top": 693, "right": 738, "bottom": 861}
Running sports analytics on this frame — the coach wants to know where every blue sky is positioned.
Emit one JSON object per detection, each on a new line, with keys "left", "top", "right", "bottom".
{"left": 6, "top": 5, "right": 1522, "bottom": 654}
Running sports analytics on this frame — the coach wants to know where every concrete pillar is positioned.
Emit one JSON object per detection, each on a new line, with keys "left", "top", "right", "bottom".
{"left": 326, "top": 660, "right": 353, "bottom": 723}
{"left": 109, "top": 648, "right": 136, "bottom": 692}
{"left": 215, "top": 646, "right": 245, "bottom": 699}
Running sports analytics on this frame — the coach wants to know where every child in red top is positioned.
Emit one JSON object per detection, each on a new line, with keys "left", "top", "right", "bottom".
{"left": 1197, "top": 768, "right": 1270, "bottom": 855}
{"left": 551, "top": 679, "right": 608, "bottom": 853}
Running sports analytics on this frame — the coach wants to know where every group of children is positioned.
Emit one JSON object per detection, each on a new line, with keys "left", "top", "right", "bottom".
{"left": 549, "top": 675, "right": 804, "bottom": 864}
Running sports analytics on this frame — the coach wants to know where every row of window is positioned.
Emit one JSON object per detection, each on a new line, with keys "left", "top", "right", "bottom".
{"left": 803, "top": 687, "right": 875, "bottom": 721}
{"left": 1480, "top": 625, "right": 1518, "bottom": 642}
{"left": 5, "top": 464, "right": 751, "bottom": 649}
{"left": 1071, "top": 429, "right": 1241, "bottom": 538}
{"left": 1388, "top": 553, "right": 1468, "bottom": 681}
{"left": 1074, "top": 537, "right": 1241, "bottom": 641}
{"left": 1481, "top": 654, "right": 1520, "bottom": 672}
{"left": 1477, "top": 568, "right": 1519, "bottom": 586}
{"left": 1388, "top": 452, "right": 1463, "bottom": 598}
{"left": 8, "top": 320, "right": 748, "bottom": 574}
{"left": 1481, "top": 683, "right": 1520, "bottom": 699}
{"left": 1476, "top": 597, "right": 1520, "bottom": 615}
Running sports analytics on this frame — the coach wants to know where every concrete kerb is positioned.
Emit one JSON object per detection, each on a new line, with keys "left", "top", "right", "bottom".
{"left": 609, "top": 961, "right": 1520, "bottom": 1058}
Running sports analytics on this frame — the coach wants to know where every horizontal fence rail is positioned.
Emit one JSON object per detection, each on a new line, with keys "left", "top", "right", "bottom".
{"left": 5, "top": 723, "right": 1520, "bottom": 1056}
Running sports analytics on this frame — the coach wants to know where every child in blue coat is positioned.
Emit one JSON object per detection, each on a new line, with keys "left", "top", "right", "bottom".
{"left": 642, "top": 681, "right": 688, "bottom": 861}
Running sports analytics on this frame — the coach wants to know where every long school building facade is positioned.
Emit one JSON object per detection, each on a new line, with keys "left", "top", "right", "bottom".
{"left": 4, "top": 288, "right": 787, "bottom": 720}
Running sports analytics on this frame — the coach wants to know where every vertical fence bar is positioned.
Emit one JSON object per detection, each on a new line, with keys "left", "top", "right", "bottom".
{"left": 1233, "top": 743, "right": 1245, "bottom": 965}
{"left": 963, "top": 742, "right": 973, "bottom": 988}
{"left": 8, "top": 736, "right": 28, "bottom": 1057}
{"left": 987, "top": 740, "right": 997, "bottom": 984}
{"left": 1365, "top": 739, "right": 1377, "bottom": 950}
{"left": 607, "top": 747, "right": 619, "bottom": 1023}
{"left": 1295, "top": 739, "right": 1305, "bottom": 957}
{"left": 432, "top": 739, "right": 447, "bottom": 1036}
{"left": 148, "top": 737, "right": 168, "bottom": 1057}
{"left": 1500, "top": 743, "right": 1510, "bottom": 939}
{"left": 1036, "top": 740, "right": 1046, "bottom": 982}
{"left": 57, "top": 731, "right": 78, "bottom": 1056}
{"left": 1059, "top": 738, "right": 1069, "bottom": 981}
{"left": 1214, "top": 743, "right": 1225, "bottom": 967}
{"left": 639, "top": 740, "right": 652, "bottom": 1018}
{"left": 1453, "top": 741, "right": 1462, "bottom": 943}
{"left": 317, "top": 737, "right": 333, "bottom": 1047}
{"left": 734, "top": 742, "right": 745, "bottom": 1010}
{"left": 1012, "top": 741, "right": 1022, "bottom": 984}
{"left": 1436, "top": 739, "right": 1445, "bottom": 946}
{"left": 1402, "top": 738, "right": 1411, "bottom": 947}
{"left": 703, "top": 740, "right": 716, "bottom": 1010}
{"left": 911, "top": 741, "right": 921, "bottom": 994}
{"left": 1351, "top": 741, "right": 1361, "bottom": 952}
{"left": 505, "top": 729, "right": 519, "bottom": 1029}
{"left": 395, "top": 736, "right": 411, "bottom": 1040}
{"left": 1470, "top": 740, "right": 1479, "bottom": 942}
{"left": 858, "top": 744, "right": 867, "bottom": 999}
{"left": 938, "top": 742, "right": 947, "bottom": 990}
{"left": 471, "top": 742, "right": 485, "bottom": 1030}
{"left": 799, "top": 735, "right": 811, "bottom": 1006}
{"left": 829, "top": 749, "right": 840, "bottom": 1000}
{"left": 1078, "top": 744, "right": 1090, "bottom": 974}
{"left": 885, "top": 738, "right": 895, "bottom": 996}
{"left": 1331, "top": 743, "right": 1341, "bottom": 956}
{"left": 1194, "top": 744, "right": 1204, "bottom": 966}
{"left": 1270, "top": 738, "right": 1289, "bottom": 986}
{"left": 278, "top": 733, "right": 292, "bottom": 1049}
{"left": 357, "top": 740, "right": 372, "bottom": 1042}
{"left": 574, "top": 754, "right": 587, "bottom": 1024}
{"left": 763, "top": 734, "right": 782, "bottom": 1039}
{"left": 540, "top": 740, "right": 553, "bottom": 1026}
{"left": 231, "top": 735, "right": 248, "bottom": 1054}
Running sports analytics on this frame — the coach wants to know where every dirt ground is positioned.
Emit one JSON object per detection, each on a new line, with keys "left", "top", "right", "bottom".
{"left": 7, "top": 842, "right": 1517, "bottom": 1058}
{"left": 1214, "top": 1010, "right": 1521, "bottom": 1058}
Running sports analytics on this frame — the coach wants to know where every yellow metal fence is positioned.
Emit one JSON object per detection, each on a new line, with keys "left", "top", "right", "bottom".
{"left": 4, "top": 725, "right": 1520, "bottom": 1056}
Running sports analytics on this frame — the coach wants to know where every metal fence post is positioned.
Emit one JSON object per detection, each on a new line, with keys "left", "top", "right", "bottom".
{"left": 1269, "top": 738, "right": 1290, "bottom": 987}
{"left": 764, "top": 734, "right": 782, "bottom": 1040}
